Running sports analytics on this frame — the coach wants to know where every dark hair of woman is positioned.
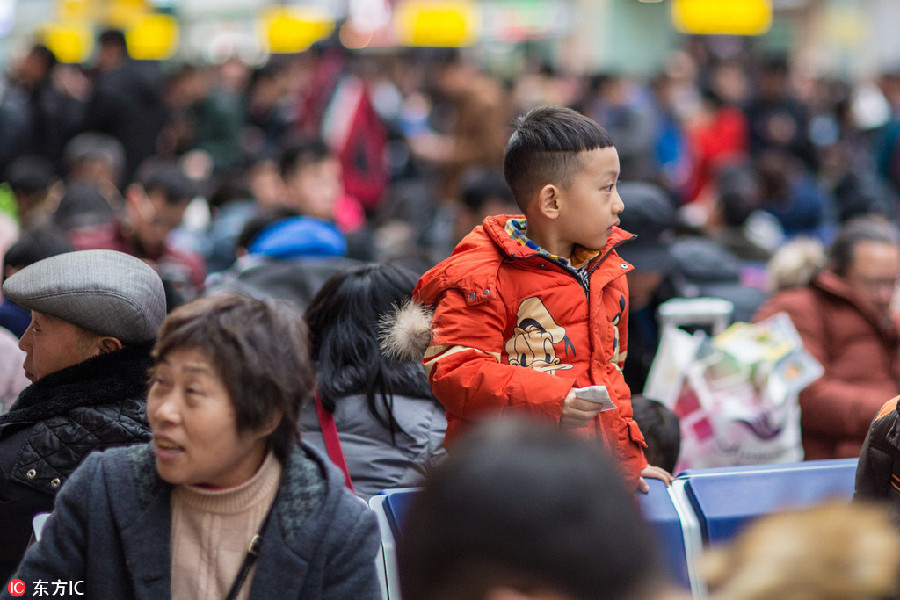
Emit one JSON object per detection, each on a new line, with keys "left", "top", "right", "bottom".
{"left": 305, "top": 263, "right": 434, "bottom": 442}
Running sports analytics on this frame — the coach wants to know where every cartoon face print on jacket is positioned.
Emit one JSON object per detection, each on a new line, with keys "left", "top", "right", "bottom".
{"left": 504, "top": 297, "right": 575, "bottom": 373}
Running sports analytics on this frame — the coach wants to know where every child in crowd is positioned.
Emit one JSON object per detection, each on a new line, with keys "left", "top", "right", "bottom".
{"left": 413, "top": 105, "right": 672, "bottom": 491}
{"left": 631, "top": 394, "right": 681, "bottom": 474}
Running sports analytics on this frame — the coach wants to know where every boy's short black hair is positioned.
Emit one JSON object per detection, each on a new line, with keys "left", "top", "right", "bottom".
{"left": 398, "top": 417, "right": 663, "bottom": 600}
{"left": 503, "top": 105, "right": 614, "bottom": 212}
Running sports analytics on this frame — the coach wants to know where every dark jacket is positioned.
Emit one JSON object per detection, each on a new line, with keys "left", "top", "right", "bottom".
{"left": 855, "top": 395, "right": 900, "bottom": 509}
{"left": 4, "top": 442, "right": 382, "bottom": 600}
{"left": 80, "top": 60, "right": 167, "bottom": 185}
{"left": 754, "top": 271, "right": 900, "bottom": 459}
{"left": 0, "top": 343, "right": 152, "bottom": 584}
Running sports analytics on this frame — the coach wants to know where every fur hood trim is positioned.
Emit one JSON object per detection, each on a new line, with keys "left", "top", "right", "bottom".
{"left": 379, "top": 300, "right": 433, "bottom": 363}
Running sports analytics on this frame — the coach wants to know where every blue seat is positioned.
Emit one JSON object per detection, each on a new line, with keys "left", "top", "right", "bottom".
{"left": 681, "top": 459, "right": 858, "bottom": 545}
{"left": 383, "top": 487, "right": 417, "bottom": 539}
{"left": 369, "top": 488, "right": 420, "bottom": 600}
{"left": 638, "top": 479, "right": 691, "bottom": 590}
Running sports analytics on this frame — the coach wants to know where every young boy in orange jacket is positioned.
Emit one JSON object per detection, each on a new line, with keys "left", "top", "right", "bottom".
{"left": 413, "top": 105, "right": 672, "bottom": 491}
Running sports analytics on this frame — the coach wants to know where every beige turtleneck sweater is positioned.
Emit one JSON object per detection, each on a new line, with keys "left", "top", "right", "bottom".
{"left": 170, "top": 452, "right": 281, "bottom": 600}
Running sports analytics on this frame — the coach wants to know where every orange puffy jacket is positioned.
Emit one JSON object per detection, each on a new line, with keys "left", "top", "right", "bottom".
{"left": 414, "top": 215, "right": 647, "bottom": 489}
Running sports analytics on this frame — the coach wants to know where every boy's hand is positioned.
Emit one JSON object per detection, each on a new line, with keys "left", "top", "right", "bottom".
{"left": 638, "top": 465, "right": 674, "bottom": 494}
{"left": 560, "top": 387, "right": 606, "bottom": 429}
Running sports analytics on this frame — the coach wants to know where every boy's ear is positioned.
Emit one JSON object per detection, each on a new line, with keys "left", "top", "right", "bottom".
{"left": 536, "top": 184, "right": 561, "bottom": 220}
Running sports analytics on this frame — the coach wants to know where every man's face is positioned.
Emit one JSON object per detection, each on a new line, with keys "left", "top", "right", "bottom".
{"left": 18, "top": 311, "right": 99, "bottom": 381}
{"left": 128, "top": 188, "right": 187, "bottom": 256}
{"left": 845, "top": 240, "right": 900, "bottom": 316}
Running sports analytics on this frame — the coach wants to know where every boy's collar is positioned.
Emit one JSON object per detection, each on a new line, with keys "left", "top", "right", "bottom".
{"left": 504, "top": 218, "right": 600, "bottom": 268}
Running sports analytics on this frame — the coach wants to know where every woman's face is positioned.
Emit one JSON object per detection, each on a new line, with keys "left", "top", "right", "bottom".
{"left": 147, "top": 348, "right": 274, "bottom": 488}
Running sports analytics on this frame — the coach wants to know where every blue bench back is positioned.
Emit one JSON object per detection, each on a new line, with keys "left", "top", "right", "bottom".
{"left": 383, "top": 488, "right": 417, "bottom": 541}
{"left": 369, "top": 458, "right": 861, "bottom": 600}
{"left": 681, "top": 459, "right": 858, "bottom": 544}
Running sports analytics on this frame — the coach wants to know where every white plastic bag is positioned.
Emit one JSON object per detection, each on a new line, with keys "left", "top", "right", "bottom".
{"left": 644, "top": 313, "right": 823, "bottom": 472}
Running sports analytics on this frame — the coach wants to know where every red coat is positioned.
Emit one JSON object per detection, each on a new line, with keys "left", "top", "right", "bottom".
{"left": 414, "top": 215, "right": 647, "bottom": 488}
{"left": 754, "top": 271, "right": 900, "bottom": 460}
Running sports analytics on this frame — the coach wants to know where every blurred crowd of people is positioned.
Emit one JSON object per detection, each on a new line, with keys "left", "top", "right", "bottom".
{"left": 5, "top": 31, "right": 900, "bottom": 285}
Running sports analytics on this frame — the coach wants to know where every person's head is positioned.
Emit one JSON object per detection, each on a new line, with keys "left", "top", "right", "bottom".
{"left": 125, "top": 162, "right": 194, "bottom": 256}
{"left": 278, "top": 137, "right": 342, "bottom": 221}
{"left": 398, "top": 417, "right": 665, "bottom": 600}
{"left": 456, "top": 167, "right": 518, "bottom": 239}
{"left": 64, "top": 132, "right": 126, "bottom": 191}
{"left": 96, "top": 28, "right": 128, "bottom": 72}
{"left": 828, "top": 216, "right": 900, "bottom": 316}
{"left": 6, "top": 155, "right": 60, "bottom": 221}
{"left": 305, "top": 264, "right": 433, "bottom": 430}
{"left": 148, "top": 294, "right": 314, "bottom": 487}
{"left": 52, "top": 181, "right": 116, "bottom": 232}
{"left": 703, "top": 502, "right": 900, "bottom": 600}
{"left": 2, "top": 249, "right": 166, "bottom": 381}
{"left": 3, "top": 228, "right": 74, "bottom": 280}
{"left": 15, "top": 44, "right": 56, "bottom": 88}
{"left": 616, "top": 182, "right": 676, "bottom": 310}
{"left": 758, "top": 54, "right": 790, "bottom": 101}
{"left": 503, "top": 105, "right": 622, "bottom": 254}
{"left": 630, "top": 395, "right": 681, "bottom": 474}
{"left": 713, "top": 163, "right": 761, "bottom": 229}
{"left": 248, "top": 59, "right": 289, "bottom": 108}
{"left": 245, "top": 155, "right": 283, "bottom": 210}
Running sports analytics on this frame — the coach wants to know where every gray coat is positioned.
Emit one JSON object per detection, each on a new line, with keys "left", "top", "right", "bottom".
{"left": 300, "top": 392, "right": 446, "bottom": 500}
{"left": 4, "top": 442, "right": 381, "bottom": 600}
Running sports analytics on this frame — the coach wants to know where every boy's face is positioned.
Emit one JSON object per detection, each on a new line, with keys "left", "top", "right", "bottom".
{"left": 557, "top": 147, "right": 623, "bottom": 251}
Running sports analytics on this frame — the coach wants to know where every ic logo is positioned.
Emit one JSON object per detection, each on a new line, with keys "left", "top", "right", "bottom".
{"left": 7, "top": 579, "right": 25, "bottom": 596}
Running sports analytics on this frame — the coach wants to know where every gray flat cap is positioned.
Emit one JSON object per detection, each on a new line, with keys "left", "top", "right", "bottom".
{"left": 3, "top": 249, "right": 166, "bottom": 344}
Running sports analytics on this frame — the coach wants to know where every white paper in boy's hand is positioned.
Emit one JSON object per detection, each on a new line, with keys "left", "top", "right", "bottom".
{"left": 574, "top": 386, "right": 616, "bottom": 411}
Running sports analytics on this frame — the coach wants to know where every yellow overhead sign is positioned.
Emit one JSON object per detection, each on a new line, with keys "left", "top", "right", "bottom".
{"left": 127, "top": 14, "right": 178, "bottom": 60}
{"left": 105, "top": 0, "right": 151, "bottom": 29}
{"left": 261, "top": 7, "right": 335, "bottom": 54}
{"left": 40, "top": 21, "right": 94, "bottom": 63}
{"left": 56, "top": 0, "right": 95, "bottom": 21}
{"left": 395, "top": 0, "right": 480, "bottom": 47}
{"left": 672, "top": 0, "right": 772, "bottom": 36}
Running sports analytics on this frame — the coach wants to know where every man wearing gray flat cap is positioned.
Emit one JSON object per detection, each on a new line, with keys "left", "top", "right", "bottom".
{"left": 0, "top": 249, "right": 166, "bottom": 585}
